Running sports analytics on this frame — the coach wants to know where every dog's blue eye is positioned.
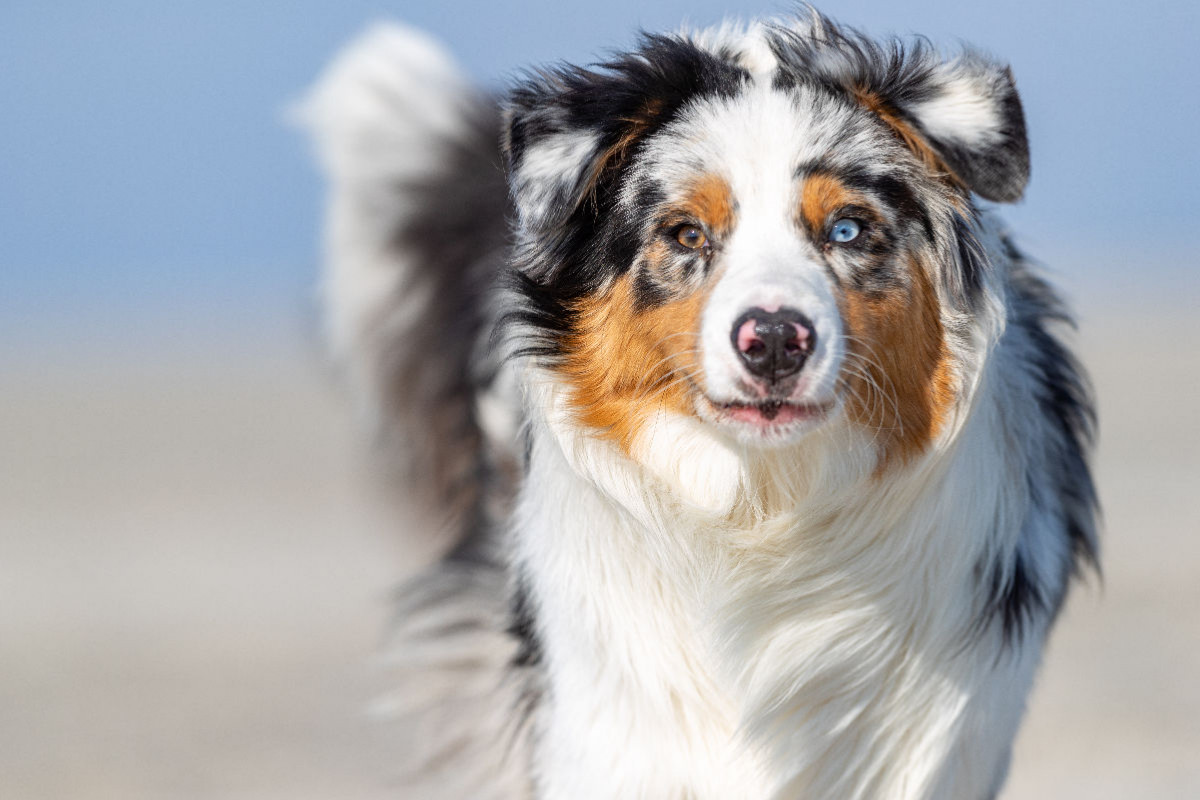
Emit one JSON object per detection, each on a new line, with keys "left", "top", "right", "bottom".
{"left": 829, "top": 219, "right": 862, "bottom": 244}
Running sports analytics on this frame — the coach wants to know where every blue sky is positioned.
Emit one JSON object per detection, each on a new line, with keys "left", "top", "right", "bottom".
{"left": 3, "top": 0, "right": 1197, "bottom": 345}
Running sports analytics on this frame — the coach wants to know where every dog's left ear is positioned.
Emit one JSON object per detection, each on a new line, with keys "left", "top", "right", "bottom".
{"left": 887, "top": 55, "right": 1030, "bottom": 203}
{"left": 775, "top": 17, "right": 1030, "bottom": 202}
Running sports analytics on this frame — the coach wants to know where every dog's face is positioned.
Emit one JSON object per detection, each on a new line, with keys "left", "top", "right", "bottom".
{"left": 505, "top": 17, "right": 1027, "bottom": 468}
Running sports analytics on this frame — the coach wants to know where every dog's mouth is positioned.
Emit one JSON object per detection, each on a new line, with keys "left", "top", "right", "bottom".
{"left": 704, "top": 397, "right": 834, "bottom": 431}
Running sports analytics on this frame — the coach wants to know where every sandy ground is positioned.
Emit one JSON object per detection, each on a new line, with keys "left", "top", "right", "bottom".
{"left": 3, "top": 293, "right": 1198, "bottom": 799}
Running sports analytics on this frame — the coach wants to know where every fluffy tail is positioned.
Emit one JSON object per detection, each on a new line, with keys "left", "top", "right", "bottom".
{"left": 301, "top": 24, "right": 515, "bottom": 543}
{"left": 303, "top": 31, "right": 533, "bottom": 793}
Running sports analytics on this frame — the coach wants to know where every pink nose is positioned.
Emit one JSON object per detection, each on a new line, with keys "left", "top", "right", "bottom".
{"left": 731, "top": 307, "right": 815, "bottom": 383}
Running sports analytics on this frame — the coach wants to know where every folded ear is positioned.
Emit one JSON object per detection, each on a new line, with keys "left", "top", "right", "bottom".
{"left": 773, "top": 16, "right": 1031, "bottom": 202}
{"left": 502, "top": 35, "right": 749, "bottom": 234}
{"left": 502, "top": 79, "right": 609, "bottom": 234}
{"left": 898, "top": 55, "right": 1030, "bottom": 203}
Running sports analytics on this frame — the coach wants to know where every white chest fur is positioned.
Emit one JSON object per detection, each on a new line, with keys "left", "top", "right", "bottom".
{"left": 517, "top": 428, "right": 771, "bottom": 798}
{"left": 514, "top": 384, "right": 1048, "bottom": 800}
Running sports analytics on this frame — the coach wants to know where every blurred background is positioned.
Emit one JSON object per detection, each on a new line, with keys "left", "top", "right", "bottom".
{"left": 2, "top": 1, "right": 1197, "bottom": 798}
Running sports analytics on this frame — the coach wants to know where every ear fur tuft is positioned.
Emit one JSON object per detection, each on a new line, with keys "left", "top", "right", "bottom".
{"left": 907, "top": 57, "right": 1030, "bottom": 202}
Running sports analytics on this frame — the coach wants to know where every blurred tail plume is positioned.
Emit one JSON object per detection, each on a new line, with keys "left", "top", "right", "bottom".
{"left": 302, "top": 24, "right": 515, "bottom": 545}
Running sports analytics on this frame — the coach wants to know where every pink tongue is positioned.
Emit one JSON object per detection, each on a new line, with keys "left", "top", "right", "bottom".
{"left": 736, "top": 319, "right": 760, "bottom": 352}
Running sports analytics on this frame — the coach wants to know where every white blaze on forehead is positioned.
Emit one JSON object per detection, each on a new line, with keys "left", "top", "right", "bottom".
{"left": 645, "top": 83, "right": 860, "bottom": 213}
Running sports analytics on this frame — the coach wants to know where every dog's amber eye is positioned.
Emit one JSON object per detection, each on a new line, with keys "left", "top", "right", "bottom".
{"left": 675, "top": 225, "right": 707, "bottom": 250}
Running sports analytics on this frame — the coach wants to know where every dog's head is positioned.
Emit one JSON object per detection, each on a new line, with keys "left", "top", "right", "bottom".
{"left": 503, "top": 14, "right": 1026, "bottom": 473}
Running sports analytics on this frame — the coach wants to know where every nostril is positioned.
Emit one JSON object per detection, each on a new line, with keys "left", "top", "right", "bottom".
{"left": 730, "top": 307, "right": 817, "bottom": 383}
{"left": 736, "top": 318, "right": 763, "bottom": 354}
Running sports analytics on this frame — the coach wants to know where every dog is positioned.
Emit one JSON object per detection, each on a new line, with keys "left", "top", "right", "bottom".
{"left": 304, "top": 10, "right": 1097, "bottom": 799}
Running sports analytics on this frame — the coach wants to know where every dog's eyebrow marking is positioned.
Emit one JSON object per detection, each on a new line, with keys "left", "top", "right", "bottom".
{"left": 795, "top": 161, "right": 933, "bottom": 241}
{"left": 794, "top": 159, "right": 832, "bottom": 180}
{"left": 798, "top": 170, "right": 861, "bottom": 234}
{"left": 679, "top": 173, "right": 737, "bottom": 235}
{"left": 794, "top": 160, "right": 887, "bottom": 195}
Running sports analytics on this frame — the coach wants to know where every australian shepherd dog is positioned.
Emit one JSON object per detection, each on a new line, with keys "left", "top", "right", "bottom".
{"left": 305, "top": 9, "right": 1097, "bottom": 799}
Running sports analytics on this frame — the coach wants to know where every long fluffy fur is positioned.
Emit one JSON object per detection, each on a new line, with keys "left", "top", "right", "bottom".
{"left": 306, "top": 11, "right": 1096, "bottom": 799}
{"left": 303, "top": 27, "right": 529, "bottom": 796}
{"left": 302, "top": 24, "right": 517, "bottom": 540}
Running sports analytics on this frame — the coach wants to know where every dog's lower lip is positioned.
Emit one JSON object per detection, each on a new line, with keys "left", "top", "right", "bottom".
{"left": 716, "top": 399, "right": 831, "bottom": 426}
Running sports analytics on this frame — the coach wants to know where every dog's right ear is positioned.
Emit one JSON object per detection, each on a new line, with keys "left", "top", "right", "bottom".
{"left": 502, "top": 36, "right": 749, "bottom": 235}
{"left": 501, "top": 78, "right": 610, "bottom": 235}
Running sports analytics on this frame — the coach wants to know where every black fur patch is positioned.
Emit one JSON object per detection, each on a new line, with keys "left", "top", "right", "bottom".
{"left": 863, "top": 173, "right": 935, "bottom": 243}
{"left": 770, "top": 18, "right": 940, "bottom": 107}
{"left": 988, "top": 547, "right": 1046, "bottom": 644}
{"left": 632, "top": 267, "right": 672, "bottom": 309}
{"left": 951, "top": 210, "right": 988, "bottom": 308}
{"left": 509, "top": 571, "right": 543, "bottom": 668}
